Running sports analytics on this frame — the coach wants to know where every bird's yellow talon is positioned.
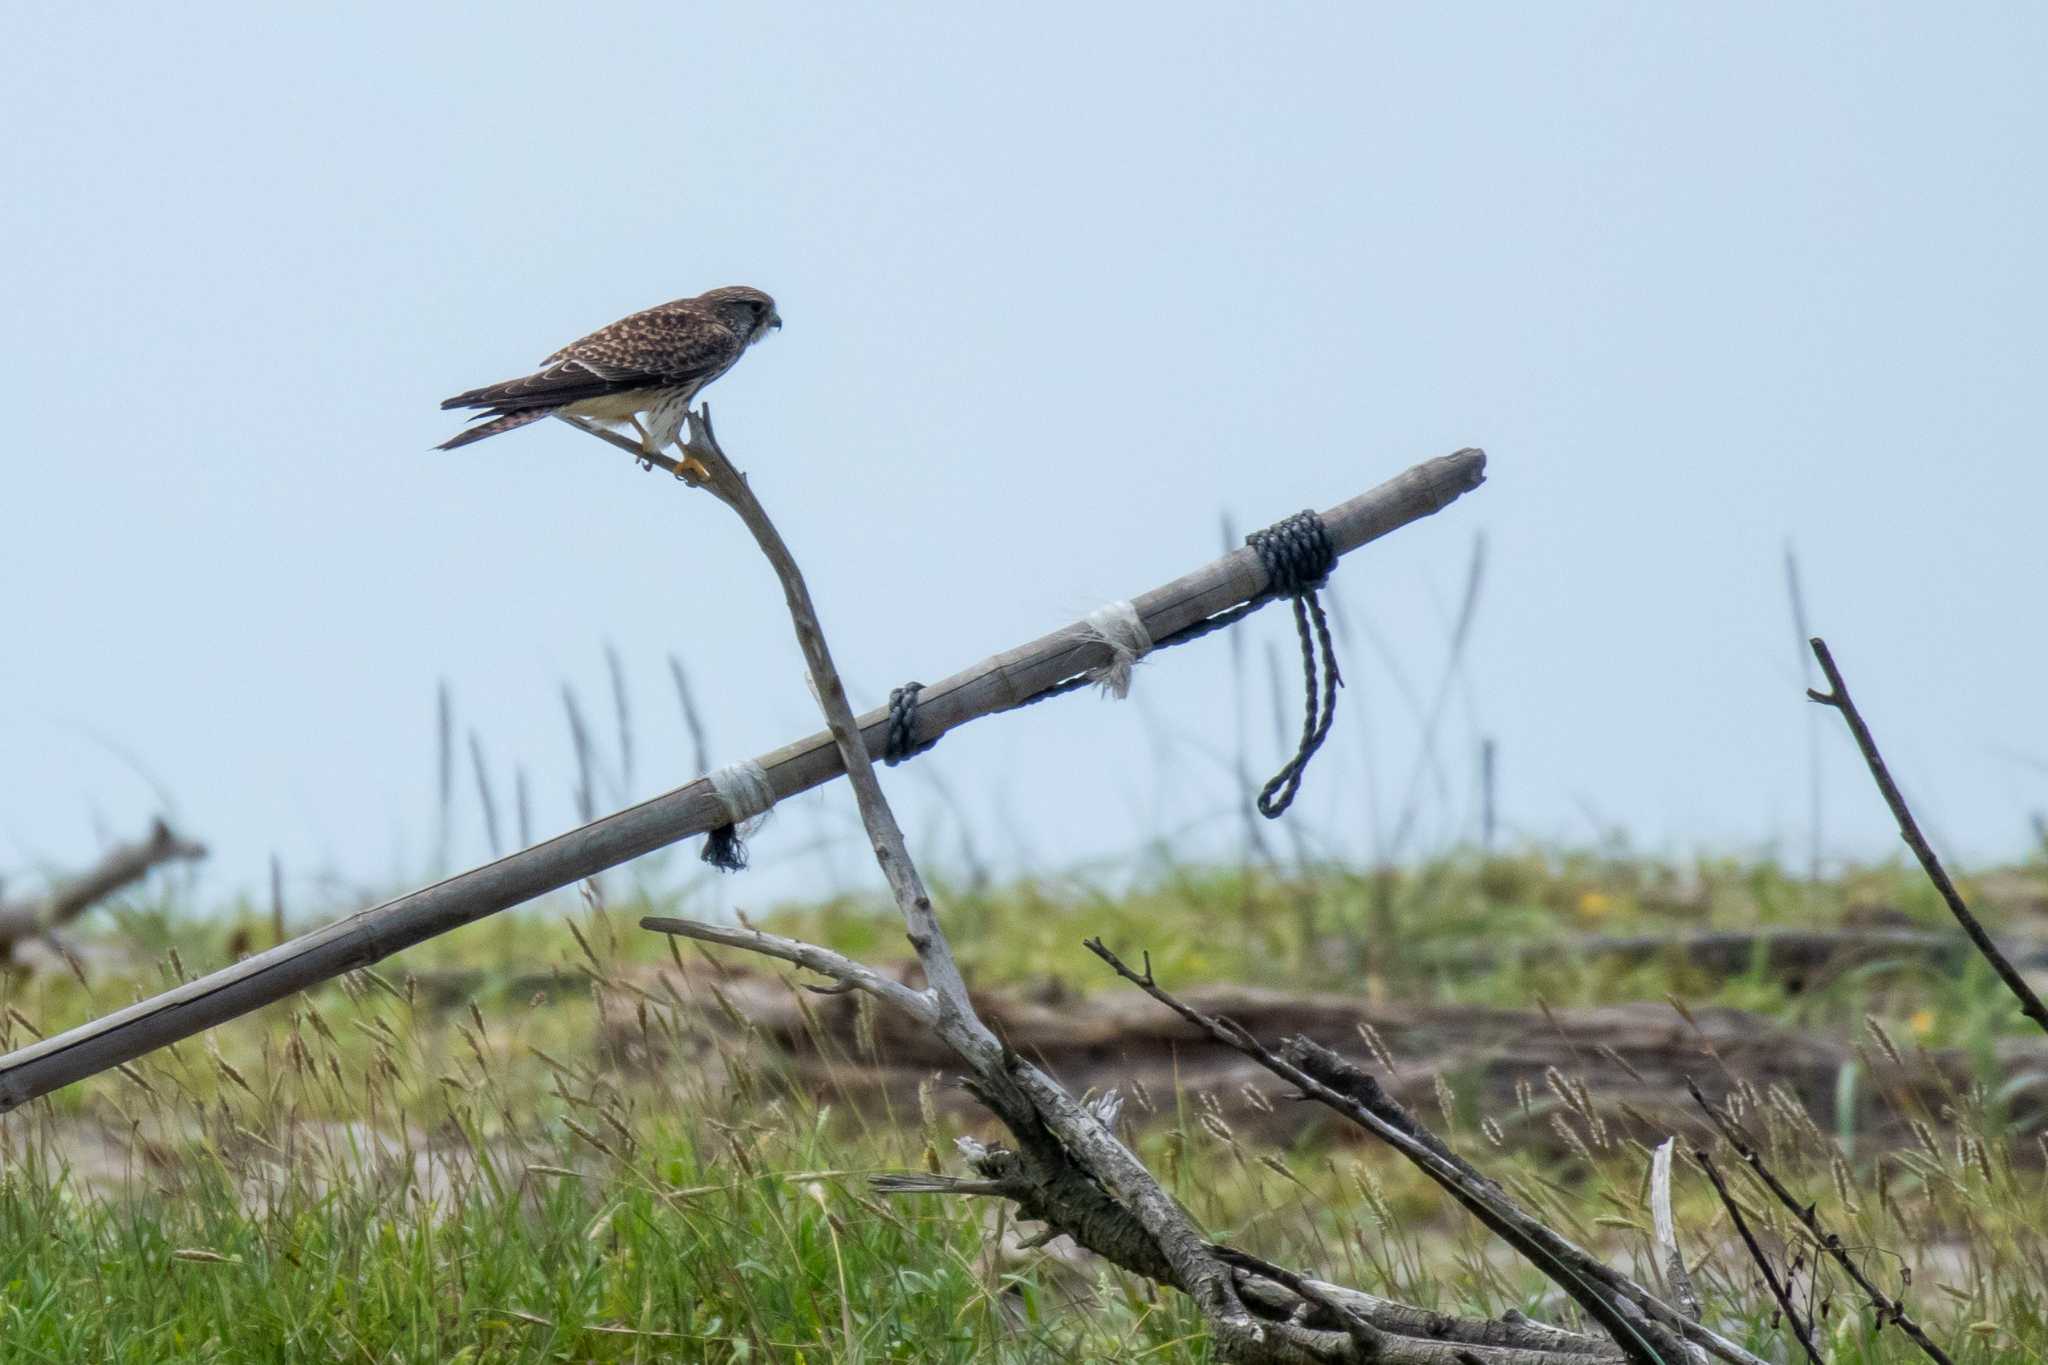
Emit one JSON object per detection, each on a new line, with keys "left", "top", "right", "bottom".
{"left": 677, "top": 456, "right": 712, "bottom": 485}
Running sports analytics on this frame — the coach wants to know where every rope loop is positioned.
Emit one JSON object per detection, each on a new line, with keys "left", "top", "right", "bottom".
{"left": 884, "top": 682, "right": 937, "bottom": 766}
{"left": 1246, "top": 510, "right": 1336, "bottom": 597}
{"left": 709, "top": 508, "right": 1345, "bottom": 863}
{"left": 1245, "top": 510, "right": 1344, "bottom": 819}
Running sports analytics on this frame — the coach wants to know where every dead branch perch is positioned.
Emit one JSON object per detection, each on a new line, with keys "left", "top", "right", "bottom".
{"left": 632, "top": 417, "right": 1672, "bottom": 1361}
{"left": 649, "top": 409, "right": 1261, "bottom": 1349}
{"left": 1807, "top": 637, "right": 2048, "bottom": 1036}
{"left": 0, "top": 448, "right": 1484, "bottom": 1114}
{"left": 644, "top": 413, "right": 1546, "bottom": 1362}
{"left": 0, "top": 819, "right": 206, "bottom": 958}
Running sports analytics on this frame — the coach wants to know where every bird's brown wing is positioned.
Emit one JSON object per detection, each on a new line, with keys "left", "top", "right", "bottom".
{"left": 440, "top": 300, "right": 744, "bottom": 413}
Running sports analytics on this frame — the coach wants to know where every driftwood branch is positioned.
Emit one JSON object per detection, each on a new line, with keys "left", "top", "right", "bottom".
{"left": 647, "top": 408, "right": 1270, "bottom": 1355}
{"left": 638, "top": 915, "right": 935, "bottom": 1025}
{"left": 0, "top": 819, "right": 206, "bottom": 957}
{"left": 630, "top": 417, "right": 1531, "bottom": 1365}
{"left": 652, "top": 913, "right": 1622, "bottom": 1364}
{"left": 1806, "top": 637, "right": 2048, "bottom": 1036}
{"left": 630, "top": 420, "right": 1640, "bottom": 1362}
{"left": 0, "top": 444, "right": 1484, "bottom": 1113}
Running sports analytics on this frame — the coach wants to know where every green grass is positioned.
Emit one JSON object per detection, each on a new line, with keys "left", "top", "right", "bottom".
{"left": 1, "top": 849, "right": 2044, "bottom": 1361}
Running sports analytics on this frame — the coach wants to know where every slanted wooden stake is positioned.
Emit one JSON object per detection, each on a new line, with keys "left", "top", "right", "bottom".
{"left": 0, "top": 445, "right": 1484, "bottom": 1114}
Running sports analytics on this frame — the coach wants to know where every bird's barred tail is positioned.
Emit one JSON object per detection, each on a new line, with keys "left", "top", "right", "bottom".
{"left": 436, "top": 407, "right": 557, "bottom": 451}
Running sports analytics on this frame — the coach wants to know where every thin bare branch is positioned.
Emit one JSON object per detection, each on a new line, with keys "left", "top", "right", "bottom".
{"left": 1084, "top": 939, "right": 1776, "bottom": 1365}
{"left": 1688, "top": 1077, "right": 1953, "bottom": 1365}
{"left": 1806, "top": 637, "right": 2048, "bottom": 1035}
{"left": 1693, "top": 1148, "right": 1824, "bottom": 1365}
{"left": 639, "top": 915, "right": 935, "bottom": 1024}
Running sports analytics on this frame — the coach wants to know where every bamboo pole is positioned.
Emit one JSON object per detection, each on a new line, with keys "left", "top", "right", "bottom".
{"left": 0, "top": 448, "right": 1485, "bottom": 1113}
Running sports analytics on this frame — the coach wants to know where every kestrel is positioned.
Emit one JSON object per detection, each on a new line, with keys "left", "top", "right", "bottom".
{"left": 437, "top": 286, "right": 781, "bottom": 469}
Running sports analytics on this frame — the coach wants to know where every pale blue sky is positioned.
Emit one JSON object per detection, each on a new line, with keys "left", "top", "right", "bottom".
{"left": 3, "top": 5, "right": 2044, "bottom": 916}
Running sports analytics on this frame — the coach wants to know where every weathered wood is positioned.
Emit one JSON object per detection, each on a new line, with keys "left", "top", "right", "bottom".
{"left": 0, "top": 449, "right": 1485, "bottom": 1114}
{"left": 636, "top": 414, "right": 1498, "bottom": 1362}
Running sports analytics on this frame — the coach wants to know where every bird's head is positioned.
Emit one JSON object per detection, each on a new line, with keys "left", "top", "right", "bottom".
{"left": 701, "top": 285, "right": 781, "bottom": 345}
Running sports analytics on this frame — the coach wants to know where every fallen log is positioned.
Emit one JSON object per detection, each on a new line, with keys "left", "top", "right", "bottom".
{"left": 1429, "top": 927, "right": 2048, "bottom": 986}
{"left": 0, "top": 820, "right": 206, "bottom": 961}
{"left": 600, "top": 961, "right": 2048, "bottom": 1156}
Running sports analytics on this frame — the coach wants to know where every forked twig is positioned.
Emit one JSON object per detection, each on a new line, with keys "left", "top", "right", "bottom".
{"left": 1693, "top": 1149, "right": 1824, "bottom": 1365}
{"left": 1084, "top": 939, "right": 1778, "bottom": 1365}
{"left": 1806, "top": 637, "right": 2048, "bottom": 1036}
{"left": 645, "top": 915, "right": 1630, "bottom": 1363}
{"left": 1687, "top": 1078, "right": 1953, "bottom": 1365}
{"left": 638, "top": 915, "right": 935, "bottom": 1025}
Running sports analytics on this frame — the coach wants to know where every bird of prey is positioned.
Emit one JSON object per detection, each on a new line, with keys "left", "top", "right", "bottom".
{"left": 437, "top": 286, "right": 781, "bottom": 466}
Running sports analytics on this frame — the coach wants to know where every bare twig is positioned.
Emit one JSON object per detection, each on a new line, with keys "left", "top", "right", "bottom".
{"left": 639, "top": 916, "right": 934, "bottom": 1024}
{"left": 1806, "top": 637, "right": 2048, "bottom": 1036}
{"left": 1083, "top": 939, "right": 1772, "bottom": 1365}
{"left": 1224, "top": 1262, "right": 1626, "bottom": 1362}
{"left": 1688, "top": 1077, "right": 1954, "bottom": 1365}
{"left": 1693, "top": 1148, "right": 1824, "bottom": 1365}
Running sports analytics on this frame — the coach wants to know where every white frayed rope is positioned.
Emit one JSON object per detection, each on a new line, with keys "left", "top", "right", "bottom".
{"left": 707, "top": 759, "right": 776, "bottom": 829}
{"left": 1082, "top": 600, "right": 1153, "bottom": 700}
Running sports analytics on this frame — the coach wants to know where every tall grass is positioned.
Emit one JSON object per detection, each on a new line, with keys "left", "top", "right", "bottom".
{"left": 0, "top": 852, "right": 2042, "bottom": 1360}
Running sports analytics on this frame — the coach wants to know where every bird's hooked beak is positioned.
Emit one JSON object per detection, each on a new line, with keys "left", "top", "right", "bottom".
{"left": 768, "top": 312, "right": 783, "bottom": 334}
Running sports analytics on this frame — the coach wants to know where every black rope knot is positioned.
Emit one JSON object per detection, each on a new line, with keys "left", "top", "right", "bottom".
{"left": 884, "top": 682, "right": 938, "bottom": 766}
{"left": 701, "top": 823, "right": 749, "bottom": 872}
{"left": 1247, "top": 509, "right": 1336, "bottom": 597}
{"left": 1246, "top": 510, "right": 1343, "bottom": 819}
